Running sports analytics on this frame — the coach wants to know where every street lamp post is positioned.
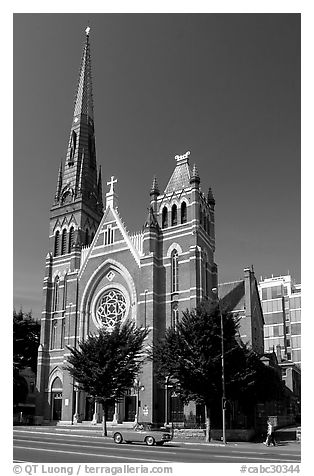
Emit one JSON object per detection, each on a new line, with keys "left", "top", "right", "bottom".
{"left": 212, "top": 288, "right": 227, "bottom": 444}
{"left": 134, "top": 379, "right": 145, "bottom": 423}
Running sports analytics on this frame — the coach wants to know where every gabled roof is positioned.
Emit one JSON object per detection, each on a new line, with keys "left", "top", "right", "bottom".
{"left": 79, "top": 204, "right": 142, "bottom": 277}
{"left": 218, "top": 280, "right": 245, "bottom": 312}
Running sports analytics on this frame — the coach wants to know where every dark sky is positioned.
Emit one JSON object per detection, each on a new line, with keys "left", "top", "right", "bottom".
{"left": 13, "top": 13, "right": 300, "bottom": 319}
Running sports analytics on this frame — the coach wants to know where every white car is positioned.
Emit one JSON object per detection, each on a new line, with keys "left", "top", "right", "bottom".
{"left": 113, "top": 423, "right": 173, "bottom": 446}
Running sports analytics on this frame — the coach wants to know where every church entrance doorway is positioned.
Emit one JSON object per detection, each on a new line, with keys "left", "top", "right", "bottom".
{"left": 51, "top": 376, "right": 63, "bottom": 421}
{"left": 85, "top": 397, "right": 94, "bottom": 421}
{"left": 124, "top": 396, "right": 136, "bottom": 421}
{"left": 52, "top": 392, "right": 62, "bottom": 420}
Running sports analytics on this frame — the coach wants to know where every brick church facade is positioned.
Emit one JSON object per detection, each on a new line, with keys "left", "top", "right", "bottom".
{"left": 35, "top": 28, "right": 220, "bottom": 425}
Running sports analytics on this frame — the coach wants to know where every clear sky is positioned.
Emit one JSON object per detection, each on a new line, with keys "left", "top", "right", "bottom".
{"left": 13, "top": 13, "right": 300, "bottom": 319}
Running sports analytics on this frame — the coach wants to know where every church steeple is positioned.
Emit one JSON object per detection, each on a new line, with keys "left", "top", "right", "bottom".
{"left": 49, "top": 27, "right": 103, "bottom": 257}
{"left": 52, "top": 27, "right": 101, "bottom": 211}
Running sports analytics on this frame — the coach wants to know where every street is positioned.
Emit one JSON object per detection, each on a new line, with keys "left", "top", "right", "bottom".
{"left": 13, "top": 427, "right": 301, "bottom": 464}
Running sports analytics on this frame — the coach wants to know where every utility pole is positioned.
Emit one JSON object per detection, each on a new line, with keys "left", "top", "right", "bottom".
{"left": 212, "top": 288, "right": 227, "bottom": 444}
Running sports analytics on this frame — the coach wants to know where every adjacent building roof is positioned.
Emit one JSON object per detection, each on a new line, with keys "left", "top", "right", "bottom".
{"left": 218, "top": 280, "right": 245, "bottom": 312}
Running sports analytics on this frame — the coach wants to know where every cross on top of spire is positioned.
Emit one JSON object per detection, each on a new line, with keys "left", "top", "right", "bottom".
{"left": 107, "top": 176, "right": 117, "bottom": 195}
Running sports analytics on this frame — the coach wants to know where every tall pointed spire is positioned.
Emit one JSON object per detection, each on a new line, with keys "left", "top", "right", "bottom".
{"left": 73, "top": 26, "right": 94, "bottom": 123}
{"left": 52, "top": 27, "right": 102, "bottom": 214}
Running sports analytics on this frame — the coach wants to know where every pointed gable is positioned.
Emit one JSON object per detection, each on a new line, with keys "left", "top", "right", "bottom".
{"left": 79, "top": 204, "right": 143, "bottom": 277}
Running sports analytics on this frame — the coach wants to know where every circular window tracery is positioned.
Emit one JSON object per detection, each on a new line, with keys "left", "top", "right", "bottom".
{"left": 95, "top": 289, "right": 127, "bottom": 330}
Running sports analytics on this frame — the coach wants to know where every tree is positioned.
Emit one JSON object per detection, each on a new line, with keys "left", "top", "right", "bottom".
{"left": 151, "top": 303, "right": 283, "bottom": 442}
{"left": 13, "top": 309, "right": 41, "bottom": 405}
{"left": 13, "top": 309, "right": 41, "bottom": 373}
{"left": 64, "top": 319, "right": 149, "bottom": 436}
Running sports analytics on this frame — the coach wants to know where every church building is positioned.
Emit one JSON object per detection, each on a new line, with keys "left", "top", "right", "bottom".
{"left": 35, "top": 28, "right": 218, "bottom": 425}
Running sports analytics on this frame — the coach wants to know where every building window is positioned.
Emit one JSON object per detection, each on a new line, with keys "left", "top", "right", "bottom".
{"left": 53, "top": 276, "right": 60, "bottom": 312}
{"left": 85, "top": 229, "right": 89, "bottom": 245}
{"left": 291, "top": 323, "right": 301, "bottom": 335}
{"left": 61, "top": 319, "right": 65, "bottom": 348}
{"left": 69, "top": 130, "right": 77, "bottom": 163}
{"left": 281, "top": 369, "right": 287, "bottom": 377}
{"left": 171, "top": 250, "right": 179, "bottom": 293}
{"left": 104, "top": 225, "right": 114, "bottom": 245}
{"left": 285, "top": 325, "right": 290, "bottom": 334}
{"left": 162, "top": 207, "right": 168, "bottom": 228}
{"left": 199, "top": 206, "right": 203, "bottom": 226}
{"left": 61, "top": 229, "right": 67, "bottom": 255}
{"left": 271, "top": 286, "right": 282, "bottom": 299}
{"left": 62, "top": 275, "right": 67, "bottom": 311}
{"left": 181, "top": 202, "right": 187, "bottom": 224}
{"left": 171, "top": 303, "right": 179, "bottom": 328}
{"left": 95, "top": 289, "right": 127, "bottom": 331}
{"left": 286, "top": 338, "right": 291, "bottom": 347}
{"left": 171, "top": 204, "right": 177, "bottom": 226}
{"left": 287, "top": 352, "right": 292, "bottom": 360}
{"left": 205, "top": 262, "right": 209, "bottom": 297}
{"left": 51, "top": 320, "right": 57, "bottom": 349}
{"left": 54, "top": 231, "right": 60, "bottom": 257}
{"left": 68, "top": 226, "right": 74, "bottom": 253}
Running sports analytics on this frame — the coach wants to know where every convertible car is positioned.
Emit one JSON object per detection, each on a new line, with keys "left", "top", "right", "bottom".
{"left": 112, "top": 423, "right": 173, "bottom": 446}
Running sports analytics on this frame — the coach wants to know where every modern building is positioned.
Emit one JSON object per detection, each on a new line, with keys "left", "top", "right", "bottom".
{"left": 258, "top": 275, "right": 301, "bottom": 368}
{"left": 35, "top": 28, "right": 219, "bottom": 425}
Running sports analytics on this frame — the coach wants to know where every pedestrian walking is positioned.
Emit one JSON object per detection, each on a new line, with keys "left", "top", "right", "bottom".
{"left": 264, "top": 419, "right": 277, "bottom": 446}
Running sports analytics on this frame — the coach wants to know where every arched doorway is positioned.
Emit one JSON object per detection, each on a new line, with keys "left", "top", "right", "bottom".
{"left": 51, "top": 377, "right": 63, "bottom": 421}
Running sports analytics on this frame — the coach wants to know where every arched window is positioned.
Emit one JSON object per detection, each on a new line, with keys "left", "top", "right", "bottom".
{"left": 53, "top": 276, "right": 60, "bottom": 312}
{"left": 181, "top": 202, "right": 187, "bottom": 224}
{"left": 51, "top": 320, "right": 57, "bottom": 349}
{"left": 61, "top": 229, "right": 67, "bottom": 255}
{"left": 85, "top": 229, "right": 89, "bottom": 246}
{"left": 69, "top": 130, "right": 77, "bottom": 164}
{"left": 162, "top": 207, "right": 168, "bottom": 229}
{"left": 62, "top": 275, "right": 67, "bottom": 311}
{"left": 68, "top": 226, "right": 74, "bottom": 253}
{"left": 205, "top": 262, "right": 209, "bottom": 297}
{"left": 199, "top": 206, "right": 203, "bottom": 226}
{"left": 171, "top": 250, "right": 179, "bottom": 293}
{"left": 60, "top": 319, "right": 65, "bottom": 349}
{"left": 54, "top": 231, "right": 60, "bottom": 257}
{"left": 171, "top": 204, "right": 177, "bottom": 226}
{"left": 171, "top": 302, "right": 179, "bottom": 328}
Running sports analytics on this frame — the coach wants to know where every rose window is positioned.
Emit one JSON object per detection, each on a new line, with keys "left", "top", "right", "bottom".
{"left": 95, "top": 289, "right": 127, "bottom": 330}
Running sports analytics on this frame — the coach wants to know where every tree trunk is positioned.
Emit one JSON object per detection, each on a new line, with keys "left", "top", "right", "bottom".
{"left": 205, "top": 404, "right": 211, "bottom": 443}
{"left": 102, "top": 403, "right": 107, "bottom": 437}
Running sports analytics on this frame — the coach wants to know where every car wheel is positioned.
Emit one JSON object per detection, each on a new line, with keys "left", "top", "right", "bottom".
{"left": 113, "top": 432, "right": 123, "bottom": 444}
{"left": 145, "top": 436, "right": 155, "bottom": 446}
